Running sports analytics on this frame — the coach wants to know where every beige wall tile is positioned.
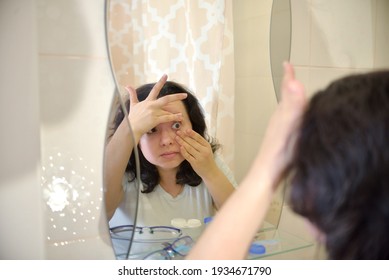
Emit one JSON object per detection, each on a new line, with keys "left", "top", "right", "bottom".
{"left": 234, "top": 132, "right": 262, "bottom": 183}
{"left": 37, "top": 0, "right": 116, "bottom": 259}
{"left": 232, "top": 0, "right": 272, "bottom": 21}
{"left": 0, "top": 0, "right": 45, "bottom": 259}
{"left": 234, "top": 15, "right": 272, "bottom": 78}
{"left": 310, "top": 0, "right": 375, "bottom": 68}
{"left": 37, "top": 0, "right": 107, "bottom": 57}
{"left": 309, "top": 67, "right": 359, "bottom": 95}
{"left": 235, "top": 77, "right": 276, "bottom": 134}
{"left": 375, "top": 0, "right": 389, "bottom": 68}
{"left": 290, "top": 0, "right": 311, "bottom": 66}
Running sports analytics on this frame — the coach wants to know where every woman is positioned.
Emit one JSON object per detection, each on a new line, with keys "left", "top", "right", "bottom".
{"left": 188, "top": 63, "right": 389, "bottom": 259}
{"left": 104, "top": 74, "right": 236, "bottom": 234}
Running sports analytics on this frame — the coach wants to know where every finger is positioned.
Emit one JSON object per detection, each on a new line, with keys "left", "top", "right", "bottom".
{"left": 125, "top": 86, "right": 138, "bottom": 105}
{"left": 157, "top": 112, "right": 183, "bottom": 124}
{"left": 281, "top": 61, "right": 295, "bottom": 95}
{"left": 178, "top": 139, "right": 198, "bottom": 162}
{"left": 176, "top": 129, "right": 207, "bottom": 150}
{"left": 281, "top": 62, "right": 306, "bottom": 105}
{"left": 146, "top": 74, "right": 168, "bottom": 101}
{"left": 157, "top": 93, "right": 188, "bottom": 107}
{"left": 185, "top": 129, "right": 207, "bottom": 144}
{"left": 176, "top": 133, "right": 208, "bottom": 160}
{"left": 179, "top": 144, "right": 195, "bottom": 162}
{"left": 176, "top": 135, "right": 199, "bottom": 156}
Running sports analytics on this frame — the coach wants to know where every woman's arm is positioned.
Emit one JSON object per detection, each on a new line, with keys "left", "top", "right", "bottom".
{"left": 200, "top": 163, "right": 235, "bottom": 210}
{"left": 176, "top": 129, "right": 235, "bottom": 209}
{"left": 186, "top": 62, "right": 307, "bottom": 259}
{"left": 104, "top": 119, "right": 139, "bottom": 220}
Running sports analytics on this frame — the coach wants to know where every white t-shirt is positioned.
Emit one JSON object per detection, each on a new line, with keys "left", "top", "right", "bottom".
{"left": 109, "top": 154, "right": 237, "bottom": 258}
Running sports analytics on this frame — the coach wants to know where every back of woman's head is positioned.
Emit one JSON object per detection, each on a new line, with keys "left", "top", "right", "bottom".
{"left": 112, "top": 81, "right": 219, "bottom": 192}
{"left": 287, "top": 70, "right": 389, "bottom": 259}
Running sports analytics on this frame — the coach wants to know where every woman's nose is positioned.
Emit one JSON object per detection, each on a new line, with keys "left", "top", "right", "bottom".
{"left": 160, "top": 129, "right": 175, "bottom": 146}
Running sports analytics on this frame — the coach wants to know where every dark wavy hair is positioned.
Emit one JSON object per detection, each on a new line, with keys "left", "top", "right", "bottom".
{"left": 111, "top": 81, "right": 220, "bottom": 193}
{"left": 285, "top": 70, "right": 389, "bottom": 259}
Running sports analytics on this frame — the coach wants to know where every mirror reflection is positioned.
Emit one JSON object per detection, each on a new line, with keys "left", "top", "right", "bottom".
{"left": 105, "top": 77, "right": 237, "bottom": 259}
{"left": 105, "top": 0, "right": 288, "bottom": 259}
{"left": 270, "top": 0, "right": 291, "bottom": 101}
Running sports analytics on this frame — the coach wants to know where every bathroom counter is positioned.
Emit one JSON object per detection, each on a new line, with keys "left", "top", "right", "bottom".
{"left": 247, "top": 228, "right": 314, "bottom": 259}
{"left": 113, "top": 225, "right": 313, "bottom": 260}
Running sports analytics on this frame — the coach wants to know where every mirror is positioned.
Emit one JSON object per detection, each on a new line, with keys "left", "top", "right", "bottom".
{"left": 270, "top": 0, "right": 291, "bottom": 101}
{"left": 264, "top": 0, "right": 292, "bottom": 229}
{"left": 104, "top": 0, "right": 289, "bottom": 259}
{"left": 103, "top": 89, "right": 141, "bottom": 260}
{"left": 6, "top": 0, "right": 387, "bottom": 261}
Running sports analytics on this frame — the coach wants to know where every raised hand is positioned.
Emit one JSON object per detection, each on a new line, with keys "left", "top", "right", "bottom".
{"left": 125, "top": 74, "right": 187, "bottom": 140}
{"left": 186, "top": 62, "right": 307, "bottom": 260}
{"left": 250, "top": 61, "right": 307, "bottom": 187}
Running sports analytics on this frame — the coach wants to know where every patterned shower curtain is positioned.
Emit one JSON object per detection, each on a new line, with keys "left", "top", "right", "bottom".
{"left": 108, "top": 0, "right": 235, "bottom": 171}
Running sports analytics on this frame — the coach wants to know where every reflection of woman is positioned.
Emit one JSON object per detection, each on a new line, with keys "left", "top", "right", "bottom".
{"left": 188, "top": 63, "right": 389, "bottom": 259}
{"left": 104, "top": 75, "right": 236, "bottom": 230}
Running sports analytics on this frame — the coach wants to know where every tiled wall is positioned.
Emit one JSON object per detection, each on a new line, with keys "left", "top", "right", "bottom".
{"left": 0, "top": 0, "right": 118, "bottom": 260}
{"left": 280, "top": 0, "right": 388, "bottom": 259}
{"left": 233, "top": 0, "right": 276, "bottom": 184}
{"left": 0, "top": 0, "right": 117, "bottom": 259}
{"left": 232, "top": 0, "right": 287, "bottom": 229}
{"left": 37, "top": 0, "right": 116, "bottom": 259}
{"left": 0, "top": 0, "right": 44, "bottom": 259}
{"left": 291, "top": 0, "right": 389, "bottom": 97}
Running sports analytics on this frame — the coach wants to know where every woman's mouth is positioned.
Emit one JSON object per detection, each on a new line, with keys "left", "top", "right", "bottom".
{"left": 161, "top": 152, "right": 178, "bottom": 159}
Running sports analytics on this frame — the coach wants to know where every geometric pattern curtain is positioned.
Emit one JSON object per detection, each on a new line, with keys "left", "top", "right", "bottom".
{"left": 108, "top": 0, "right": 235, "bottom": 170}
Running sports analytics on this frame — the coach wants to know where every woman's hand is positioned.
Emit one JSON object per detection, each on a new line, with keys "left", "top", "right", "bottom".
{"left": 175, "top": 129, "right": 218, "bottom": 178}
{"left": 176, "top": 128, "right": 234, "bottom": 209}
{"left": 252, "top": 62, "right": 307, "bottom": 186}
{"left": 125, "top": 74, "right": 187, "bottom": 141}
{"left": 186, "top": 62, "right": 307, "bottom": 259}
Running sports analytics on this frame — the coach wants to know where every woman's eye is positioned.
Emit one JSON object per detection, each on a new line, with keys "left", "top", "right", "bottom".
{"left": 172, "top": 122, "right": 181, "bottom": 130}
{"left": 147, "top": 127, "right": 157, "bottom": 134}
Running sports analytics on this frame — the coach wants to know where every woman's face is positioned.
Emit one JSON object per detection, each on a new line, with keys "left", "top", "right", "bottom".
{"left": 139, "top": 100, "right": 192, "bottom": 172}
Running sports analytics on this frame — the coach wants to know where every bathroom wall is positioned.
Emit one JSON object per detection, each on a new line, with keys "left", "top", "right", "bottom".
{"left": 291, "top": 0, "right": 389, "bottom": 98}
{"left": 278, "top": 0, "right": 389, "bottom": 259}
{"left": 233, "top": 0, "right": 389, "bottom": 259}
{"left": 0, "top": 0, "right": 44, "bottom": 259}
{"left": 0, "top": 0, "right": 116, "bottom": 259}
{"left": 232, "top": 0, "right": 287, "bottom": 231}
{"left": 37, "top": 0, "right": 115, "bottom": 259}
{"left": 232, "top": 0, "right": 276, "bottom": 185}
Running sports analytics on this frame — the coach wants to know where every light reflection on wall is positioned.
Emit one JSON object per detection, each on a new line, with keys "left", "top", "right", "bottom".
{"left": 41, "top": 149, "right": 103, "bottom": 245}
